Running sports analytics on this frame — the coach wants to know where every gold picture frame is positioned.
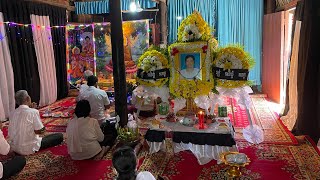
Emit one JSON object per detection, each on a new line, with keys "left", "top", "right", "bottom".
{"left": 169, "top": 41, "right": 210, "bottom": 82}
{"left": 168, "top": 41, "right": 213, "bottom": 114}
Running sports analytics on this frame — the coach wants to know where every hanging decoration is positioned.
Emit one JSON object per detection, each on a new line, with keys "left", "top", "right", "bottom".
{"left": 0, "top": 21, "right": 66, "bottom": 29}
{"left": 0, "top": 21, "right": 66, "bottom": 45}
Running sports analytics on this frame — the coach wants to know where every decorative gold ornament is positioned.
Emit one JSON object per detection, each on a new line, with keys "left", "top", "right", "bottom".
{"left": 220, "top": 152, "right": 251, "bottom": 178}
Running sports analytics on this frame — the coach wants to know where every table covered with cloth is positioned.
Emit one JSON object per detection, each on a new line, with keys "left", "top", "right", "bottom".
{"left": 143, "top": 117, "right": 238, "bottom": 165}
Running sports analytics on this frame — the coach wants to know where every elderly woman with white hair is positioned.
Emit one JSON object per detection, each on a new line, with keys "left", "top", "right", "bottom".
{"left": 8, "top": 90, "right": 64, "bottom": 155}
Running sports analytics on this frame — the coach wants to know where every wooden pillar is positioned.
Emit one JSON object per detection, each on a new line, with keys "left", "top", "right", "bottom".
{"left": 265, "top": 0, "right": 276, "bottom": 14}
{"left": 109, "top": 0, "right": 128, "bottom": 127}
{"left": 160, "top": 0, "right": 168, "bottom": 45}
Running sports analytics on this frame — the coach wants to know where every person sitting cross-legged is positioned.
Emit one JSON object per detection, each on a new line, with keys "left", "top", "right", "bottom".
{"left": 77, "top": 70, "right": 93, "bottom": 102}
{"left": 0, "top": 122, "right": 26, "bottom": 179}
{"left": 8, "top": 90, "right": 63, "bottom": 155}
{"left": 78, "top": 75, "right": 117, "bottom": 147}
{"left": 66, "top": 100, "right": 109, "bottom": 160}
{"left": 112, "top": 146, "right": 156, "bottom": 180}
{"left": 78, "top": 75, "right": 110, "bottom": 125}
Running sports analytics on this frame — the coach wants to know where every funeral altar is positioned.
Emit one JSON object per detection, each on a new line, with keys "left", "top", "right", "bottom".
{"left": 128, "top": 12, "right": 258, "bottom": 165}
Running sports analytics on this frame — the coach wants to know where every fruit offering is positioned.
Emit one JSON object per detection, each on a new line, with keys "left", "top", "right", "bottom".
{"left": 117, "top": 127, "right": 140, "bottom": 143}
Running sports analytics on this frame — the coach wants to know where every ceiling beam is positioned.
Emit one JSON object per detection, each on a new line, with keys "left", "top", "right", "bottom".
{"left": 25, "top": 0, "right": 75, "bottom": 11}
{"left": 276, "top": 0, "right": 300, "bottom": 11}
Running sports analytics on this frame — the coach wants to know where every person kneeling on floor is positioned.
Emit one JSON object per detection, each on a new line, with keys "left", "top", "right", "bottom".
{"left": 112, "top": 146, "right": 156, "bottom": 180}
{"left": 0, "top": 122, "right": 26, "bottom": 179}
{"left": 76, "top": 75, "right": 117, "bottom": 148}
{"left": 66, "top": 100, "right": 110, "bottom": 160}
{"left": 8, "top": 90, "right": 63, "bottom": 155}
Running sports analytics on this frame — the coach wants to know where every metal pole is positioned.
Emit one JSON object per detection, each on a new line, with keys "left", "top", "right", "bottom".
{"left": 109, "top": 0, "right": 128, "bottom": 127}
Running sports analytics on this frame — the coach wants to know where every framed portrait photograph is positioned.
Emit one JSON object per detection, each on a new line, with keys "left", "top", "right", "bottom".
{"left": 179, "top": 53, "right": 202, "bottom": 80}
{"left": 169, "top": 41, "right": 211, "bottom": 82}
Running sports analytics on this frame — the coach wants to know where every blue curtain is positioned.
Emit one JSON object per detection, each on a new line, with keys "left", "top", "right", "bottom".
{"left": 75, "top": 0, "right": 157, "bottom": 15}
{"left": 217, "top": 0, "right": 263, "bottom": 85}
{"left": 167, "top": 0, "right": 217, "bottom": 44}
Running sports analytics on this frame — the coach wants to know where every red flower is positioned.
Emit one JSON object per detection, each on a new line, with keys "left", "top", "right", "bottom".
{"left": 171, "top": 48, "right": 179, "bottom": 56}
{"left": 202, "top": 45, "right": 208, "bottom": 53}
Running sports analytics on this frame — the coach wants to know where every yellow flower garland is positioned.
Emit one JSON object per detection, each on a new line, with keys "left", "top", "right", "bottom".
{"left": 177, "top": 11, "right": 213, "bottom": 42}
{"left": 213, "top": 45, "right": 255, "bottom": 88}
{"left": 169, "top": 78, "right": 214, "bottom": 99}
{"left": 136, "top": 50, "right": 169, "bottom": 87}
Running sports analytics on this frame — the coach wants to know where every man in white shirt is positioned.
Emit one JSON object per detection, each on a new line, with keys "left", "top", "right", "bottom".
{"left": 180, "top": 55, "right": 201, "bottom": 80}
{"left": 8, "top": 90, "right": 64, "bottom": 155}
{"left": 0, "top": 123, "right": 26, "bottom": 179}
{"left": 80, "top": 76, "right": 111, "bottom": 125}
{"left": 77, "top": 70, "right": 93, "bottom": 101}
{"left": 79, "top": 76, "right": 117, "bottom": 147}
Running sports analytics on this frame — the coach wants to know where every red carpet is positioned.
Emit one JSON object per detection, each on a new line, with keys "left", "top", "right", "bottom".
{"left": 226, "top": 95, "right": 298, "bottom": 145}
{"left": 157, "top": 137, "right": 320, "bottom": 180}
{"left": 2, "top": 96, "right": 319, "bottom": 179}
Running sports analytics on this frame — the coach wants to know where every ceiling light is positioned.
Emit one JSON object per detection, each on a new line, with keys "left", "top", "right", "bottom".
{"left": 130, "top": 1, "right": 137, "bottom": 12}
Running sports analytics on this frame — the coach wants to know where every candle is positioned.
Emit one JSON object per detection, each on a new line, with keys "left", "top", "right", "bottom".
{"left": 198, "top": 111, "right": 204, "bottom": 129}
{"left": 169, "top": 99, "right": 174, "bottom": 112}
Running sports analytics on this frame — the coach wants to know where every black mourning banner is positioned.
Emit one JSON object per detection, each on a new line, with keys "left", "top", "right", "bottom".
{"left": 212, "top": 67, "right": 249, "bottom": 81}
{"left": 137, "top": 68, "right": 170, "bottom": 80}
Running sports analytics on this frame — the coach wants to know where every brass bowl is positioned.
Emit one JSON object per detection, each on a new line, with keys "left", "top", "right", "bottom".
{"left": 220, "top": 152, "right": 250, "bottom": 178}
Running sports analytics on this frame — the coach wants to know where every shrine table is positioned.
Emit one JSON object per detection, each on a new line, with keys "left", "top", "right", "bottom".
{"left": 143, "top": 118, "right": 238, "bottom": 165}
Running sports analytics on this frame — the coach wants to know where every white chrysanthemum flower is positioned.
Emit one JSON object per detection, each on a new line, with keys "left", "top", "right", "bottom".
{"left": 216, "top": 55, "right": 243, "bottom": 69}
{"left": 155, "top": 61, "right": 163, "bottom": 69}
{"left": 182, "top": 24, "right": 202, "bottom": 42}
{"left": 229, "top": 55, "right": 243, "bottom": 69}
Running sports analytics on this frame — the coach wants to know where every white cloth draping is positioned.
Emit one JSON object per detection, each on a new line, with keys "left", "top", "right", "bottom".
{"left": 280, "top": 21, "right": 301, "bottom": 130}
{"left": 132, "top": 85, "right": 170, "bottom": 104}
{"left": 146, "top": 117, "right": 237, "bottom": 165}
{"left": 0, "top": 12, "right": 15, "bottom": 121}
{"left": 149, "top": 117, "right": 234, "bottom": 136}
{"left": 30, "top": 15, "right": 57, "bottom": 106}
{"left": 216, "top": 86, "right": 253, "bottom": 109}
{"left": 173, "top": 143, "right": 238, "bottom": 165}
{"left": 146, "top": 140, "right": 166, "bottom": 154}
